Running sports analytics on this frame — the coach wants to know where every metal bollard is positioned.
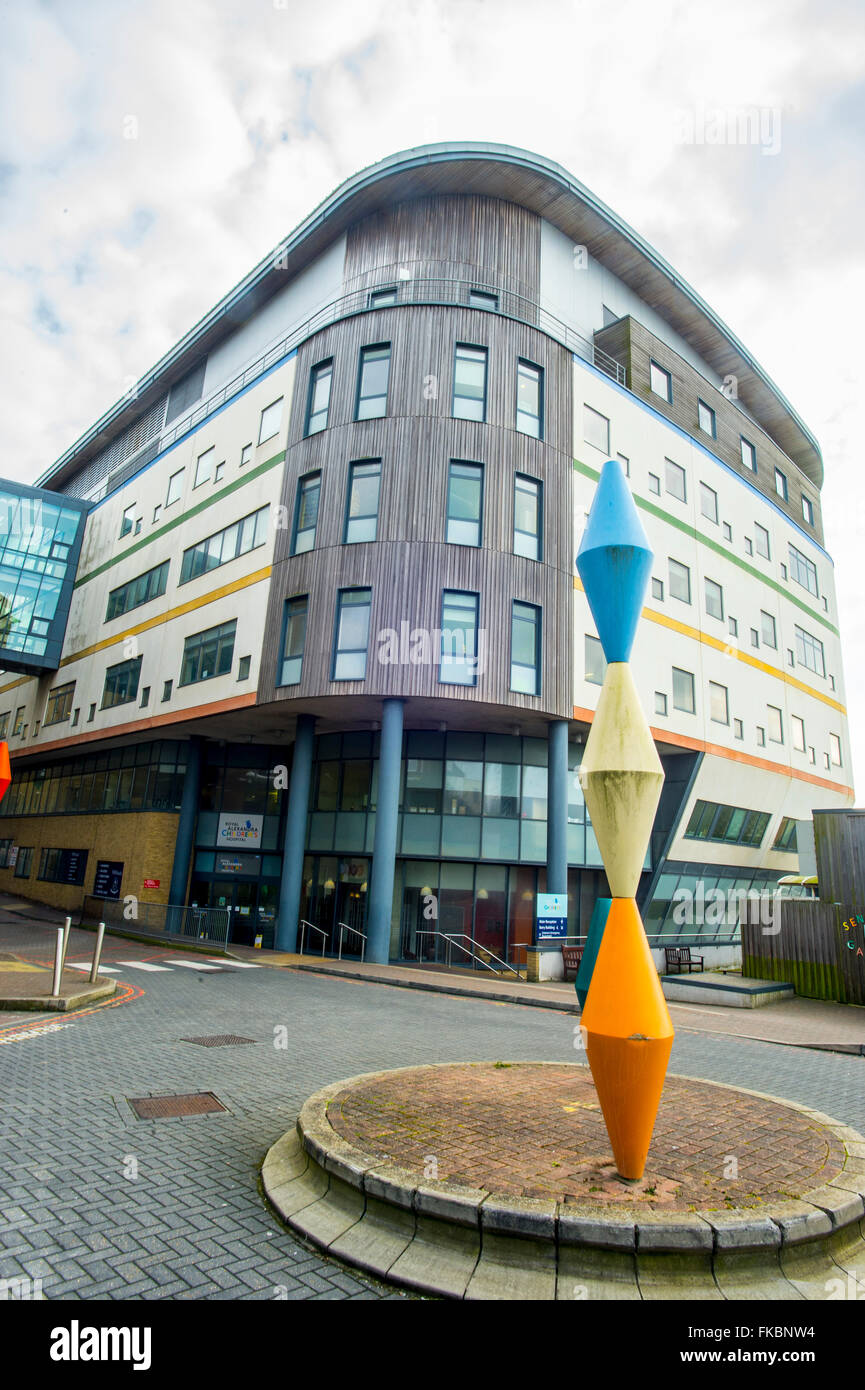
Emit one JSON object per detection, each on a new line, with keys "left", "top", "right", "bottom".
{"left": 60, "top": 915, "right": 72, "bottom": 976}
{"left": 50, "top": 927, "right": 64, "bottom": 997}
{"left": 89, "top": 921, "right": 106, "bottom": 984}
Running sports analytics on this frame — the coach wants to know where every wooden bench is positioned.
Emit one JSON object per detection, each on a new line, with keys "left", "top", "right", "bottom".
{"left": 664, "top": 946, "right": 704, "bottom": 975}
{"left": 561, "top": 945, "right": 584, "bottom": 981}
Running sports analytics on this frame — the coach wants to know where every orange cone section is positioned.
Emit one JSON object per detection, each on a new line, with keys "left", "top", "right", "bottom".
{"left": 581, "top": 897, "right": 674, "bottom": 1180}
{"left": 0, "top": 742, "right": 10, "bottom": 805}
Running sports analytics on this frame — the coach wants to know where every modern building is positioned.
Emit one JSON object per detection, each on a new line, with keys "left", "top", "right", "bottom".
{"left": 0, "top": 143, "right": 853, "bottom": 963}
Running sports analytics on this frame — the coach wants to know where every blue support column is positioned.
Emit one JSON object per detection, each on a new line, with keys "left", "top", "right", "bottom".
{"left": 168, "top": 737, "right": 203, "bottom": 922}
{"left": 547, "top": 719, "right": 569, "bottom": 898}
{"left": 277, "top": 714, "right": 315, "bottom": 953}
{"left": 367, "top": 699, "right": 404, "bottom": 964}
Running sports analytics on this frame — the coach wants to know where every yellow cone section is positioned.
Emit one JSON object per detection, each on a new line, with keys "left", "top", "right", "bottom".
{"left": 581, "top": 897, "right": 674, "bottom": 1180}
{"left": 579, "top": 663, "right": 663, "bottom": 898}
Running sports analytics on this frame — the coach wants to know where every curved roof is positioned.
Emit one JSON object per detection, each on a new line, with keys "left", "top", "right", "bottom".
{"left": 39, "top": 141, "right": 823, "bottom": 491}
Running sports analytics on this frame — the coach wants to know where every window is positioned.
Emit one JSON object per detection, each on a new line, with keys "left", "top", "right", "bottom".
{"left": 446, "top": 461, "right": 483, "bottom": 546}
{"left": 722, "top": 521, "right": 732, "bottom": 542}
{"left": 453, "top": 345, "right": 487, "bottom": 422}
{"left": 733, "top": 718, "right": 744, "bottom": 740}
{"left": 280, "top": 596, "right": 308, "bottom": 686}
{"left": 773, "top": 817, "right": 799, "bottom": 852}
{"left": 650, "top": 361, "right": 672, "bottom": 402}
{"left": 440, "top": 591, "right": 479, "bottom": 687}
{"left": 514, "top": 475, "right": 542, "bottom": 560}
{"left": 704, "top": 578, "right": 724, "bottom": 621}
{"left": 194, "top": 448, "right": 214, "bottom": 488}
{"left": 757, "top": 726, "right": 766, "bottom": 746}
{"left": 583, "top": 404, "right": 609, "bottom": 453}
{"left": 685, "top": 800, "right": 769, "bottom": 848}
{"left": 0, "top": 839, "right": 12, "bottom": 868}
{"left": 669, "top": 558, "right": 691, "bottom": 604}
{"left": 258, "top": 397, "right": 284, "bottom": 445}
{"left": 369, "top": 286, "right": 397, "bottom": 308}
{"left": 789, "top": 544, "right": 818, "bottom": 596}
{"left": 0, "top": 713, "right": 8, "bottom": 740}
{"left": 774, "top": 467, "right": 788, "bottom": 501}
{"left": 344, "top": 460, "right": 382, "bottom": 543}
{"left": 795, "top": 625, "right": 825, "bottom": 677}
{"left": 760, "top": 610, "right": 777, "bottom": 648}
{"left": 651, "top": 578, "right": 664, "bottom": 601}
{"left": 240, "top": 443, "right": 253, "bottom": 468}
{"left": 180, "top": 620, "right": 236, "bottom": 686}
{"left": 744, "top": 537, "right": 753, "bottom": 556}
{"left": 44, "top": 682, "right": 75, "bottom": 727}
{"left": 648, "top": 472, "right": 660, "bottom": 495}
{"left": 709, "top": 681, "right": 729, "bottom": 724}
{"left": 140, "top": 686, "right": 150, "bottom": 707}
{"left": 699, "top": 482, "right": 718, "bottom": 524}
{"left": 830, "top": 733, "right": 842, "bottom": 766}
{"left": 469, "top": 289, "right": 498, "bottom": 311}
{"left": 153, "top": 505, "right": 161, "bottom": 524}
{"left": 672, "top": 667, "right": 695, "bottom": 714}
{"left": 12, "top": 707, "right": 25, "bottom": 736}
{"left": 333, "top": 589, "right": 372, "bottom": 681}
{"left": 101, "top": 656, "right": 143, "bottom": 709}
{"left": 510, "top": 602, "right": 541, "bottom": 695}
{"left": 616, "top": 452, "right": 630, "bottom": 477}
{"left": 585, "top": 634, "right": 607, "bottom": 687}
{"left": 179, "top": 506, "right": 269, "bottom": 583}
{"left": 88, "top": 703, "right": 95, "bottom": 722}
{"left": 750, "top": 628, "right": 759, "bottom": 648}
{"left": 38, "top": 848, "right": 88, "bottom": 885}
{"left": 665, "top": 458, "right": 686, "bottom": 502}
{"left": 166, "top": 469, "right": 184, "bottom": 507}
{"left": 754, "top": 523, "right": 770, "bottom": 560}
{"left": 791, "top": 715, "right": 806, "bottom": 752}
{"left": 70, "top": 710, "right": 78, "bottom": 729}
{"left": 162, "top": 680, "right": 172, "bottom": 702}
{"left": 305, "top": 360, "right": 333, "bottom": 435}
{"left": 767, "top": 705, "right": 784, "bottom": 743}
{"left": 356, "top": 344, "right": 390, "bottom": 420}
{"left": 106, "top": 561, "right": 169, "bottom": 621}
{"left": 14, "top": 847, "right": 33, "bottom": 879}
{"left": 802, "top": 495, "right": 814, "bottom": 526}
{"left": 655, "top": 692, "right": 667, "bottom": 716}
{"left": 292, "top": 472, "right": 321, "bottom": 555}
{"left": 120, "top": 504, "right": 136, "bottom": 539}
{"left": 237, "top": 657, "right": 250, "bottom": 681}
{"left": 214, "top": 462, "right": 225, "bottom": 484}
{"left": 740, "top": 437, "right": 757, "bottom": 472}
{"left": 698, "top": 400, "right": 716, "bottom": 437}
{"left": 728, "top": 616, "right": 738, "bottom": 638}
{"left": 516, "top": 360, "right": 543, "bottom": 439}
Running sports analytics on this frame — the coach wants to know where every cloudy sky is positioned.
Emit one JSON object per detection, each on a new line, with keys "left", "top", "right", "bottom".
{"left": 2, "top": 0, "right": 863, "bottom": 787}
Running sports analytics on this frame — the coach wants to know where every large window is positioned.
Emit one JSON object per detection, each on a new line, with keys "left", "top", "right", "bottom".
{"left": 709, "top": 681, "right": 729, "bottom": 724}
{"left": 179, "top": 506, "right": 269, "bottom": 584}
{"left": 446, "top": 461, "right": 483, "bottom": 546}
{"left": 344, "top": 461, "right": 382, "bottom": 543}
{"left": 0, "top": 741, "right": 189, "bottom": 820}
{"left": 355, "top": 344, "right": 390, "bottom": 420}
{"left": 44, "top": 682, "right": 75, "bottom": 727}
{"left": 795, "top": 624, "right": 825, "bottom": 677}
{"left": 669, "top": 558, "right": 691, "bottom": 604}
{"left": 292, "top": 473, "right": 320, "bottom": 555}
{"left": 514, "top": 474, "right": 542, "bottom": 560}
{"left": 789, "top": 543, "right": 818, "bottom": 596}
{"left": 773, "top": 817, "right": 799, "bottom": 851}
{"left": 791, "top": 715, "right": 806, "bottom": 752}
{"left": 280, "top": 596, "right": 308, "bottom": 687}
{"left": 305, "top": 359, "right": 333, "bottom": 435}
{"left": 516, "top": 360, "right": 543, "bottom": 439}
{"left": 754, "top": 523, "right": 771, "bottom": 559}
{"left": 760, "top": 610, "right": 777, "bottom": 648}
{"left": 510, "top": 602, "right": 541, "bottom": 695}
{"left": 106, "top": 561, "right": 169, "bottom": 621}
{"left": 258, "top": 397, "right": 283, "bottom": 445}
{"left": 38, "top": 848, "right": 88, "bottom": 885}
{"left": 767, "top": 705, "right": 784, "bottom": 743}
{"left": 585, "top": 634, "right": 606, "bottom": 686}
{"left": 333, "top": 589, "right": 372, "bottom": 681}
{"left": 101, "top": 656, "right": 142, "bottom": 709}
{"left": 440, "top": 590, "right": 479, "bottom": 686}
{"left": 453, "top": 345, "right": 487, "bottom": 422}
{"left": 672, "top": 667, "right": 695, "bottom": 714}
{"left": 179, "top": 621, "right": 236, "bottom": 686}
{"left": 665, "top": 458, "right": 686, "bottom": 502}
{"left": 685, "top": 800, "right": 770, "bottom": 848}
{"left": 704, "top": 577, "right": 724, "bottom": 621}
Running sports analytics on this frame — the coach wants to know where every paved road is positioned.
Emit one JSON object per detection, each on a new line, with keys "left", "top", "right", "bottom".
{"left": 1, "top": 927, "right": 863, "bottom": 1301}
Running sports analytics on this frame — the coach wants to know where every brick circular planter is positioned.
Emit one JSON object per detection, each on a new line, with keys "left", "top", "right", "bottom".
{"left": 261, "top": 1062, "right": 865, "bottom": 1300}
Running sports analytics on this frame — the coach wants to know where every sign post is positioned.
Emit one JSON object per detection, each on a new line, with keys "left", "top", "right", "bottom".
{"left": 535, "top": 892, "right": 568, "bottom": 943}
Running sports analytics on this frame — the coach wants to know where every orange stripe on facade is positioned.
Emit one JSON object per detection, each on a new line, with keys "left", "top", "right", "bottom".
{"left": 8, "top": 692, "right": 259, "bottom": 759}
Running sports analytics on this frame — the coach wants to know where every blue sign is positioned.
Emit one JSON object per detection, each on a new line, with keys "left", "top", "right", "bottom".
{"left": 536, "top": 892, "right": 568, "bottom": 942}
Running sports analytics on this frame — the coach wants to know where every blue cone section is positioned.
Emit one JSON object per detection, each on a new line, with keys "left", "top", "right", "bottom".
{"left": 575, "top": 897, "right": 612, "bottom": 1009}
{"left": 576, "top": 458, "right": 653, "bottom": 663}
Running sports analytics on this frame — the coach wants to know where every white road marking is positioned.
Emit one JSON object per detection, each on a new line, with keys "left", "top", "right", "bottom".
{"left": 0, "top": 1022, "right": 73, "bottom": 1045}
{"left": 164, "top": 960, "right": 222, "bottom": 971}
{"left": 114, "top": 960, "right": 174, "bottom": 972}
{"left": 67, "top": 963, "right": 122, "bottom": 974}
{"left": 207, "top": 958, "right": 261, "bottom": 968}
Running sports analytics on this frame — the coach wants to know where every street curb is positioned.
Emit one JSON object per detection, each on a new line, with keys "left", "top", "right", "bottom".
{"left": 0, "top": 978, "right": 117, "bottom": 1012}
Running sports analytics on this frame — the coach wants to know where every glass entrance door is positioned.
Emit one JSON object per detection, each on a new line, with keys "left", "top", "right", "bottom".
{"left": 334, "top": 857, "right": 368, "bottom": 956}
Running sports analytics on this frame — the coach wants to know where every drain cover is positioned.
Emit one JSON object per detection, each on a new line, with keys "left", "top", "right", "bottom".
{"left": 180, "top": 1035, "right": 256, "bottom": 1047}
{"left": 128, "top": 1092, "right": 227, "bottom": 1119}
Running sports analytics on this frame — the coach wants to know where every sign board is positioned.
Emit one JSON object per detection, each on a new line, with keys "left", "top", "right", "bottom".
{"left": 143, "top": 878, "right": 160, "bottom": 890}
{"left": 217, "top": 814, "right": 263, "bottom": 848}
{"left": 58, "top": 849, "right": 88, "bottom": 886}
{"left": 8, "top": 845, "right": 18, "bottom": 868}
{"left": 254, "top": 934, "right": 263, "bottom": 949}
{"left": 215, "top": 853, "right": 261, "bottom": 876}
{"left": 93, "top": 860, "right": 124, "bottom": 900}
{"left": 536, "top": 892, "right": 568, "bottom": 942}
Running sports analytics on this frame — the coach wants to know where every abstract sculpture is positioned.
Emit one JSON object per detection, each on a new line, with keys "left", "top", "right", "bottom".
{"left": 0, "top": 741, "right": 10, "bottom": 805}
{"left": 576, "top": 459, "right": 674, "bottom": 1180}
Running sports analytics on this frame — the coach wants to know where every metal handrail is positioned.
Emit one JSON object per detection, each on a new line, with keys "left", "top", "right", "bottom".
{"left": 298, "top": 919, "right": 327, "bottom": 957}
{"left": 415, "top": 930, "right": 523, "bottom": 978}
{"left": 337, "top": 922, "right": 367, "bottom": 962}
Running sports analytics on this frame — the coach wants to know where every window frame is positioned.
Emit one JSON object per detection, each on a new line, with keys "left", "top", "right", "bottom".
{"left": 106, "top": 560, "right": 169, "bottom": 622}
{"left": 672, "top": 666, "right": 696, "bottom": 714}
{"left": 452, "top": 344, "right": 488, "bottom": 423}
{"left": 740, "top": 437, "right": 757, "bottom": 472}
{"left": 510, "top": 601, "right": 542, "bottom": 696}
{"left": 649, "top": 360, "right": 672, "bottom": 402}
{"left": 258, "top": 396, "right": 284, "bottom": 446}
{"left": 513, "top": 473, "right": 542, "bottom": 561}
{"left": 332, "top": 588, "right": 372, "bottom": 683}
{"left": 699, "top": 481, "right": 719, "bottom": 524}
{"left": 668, "top": 558, "right": 691, "bottom": 605}
{"left": 304, "top": 358, "right": 333, "bottom": 436}
{"left": 355, "top": 343, "right": 391, "bottom": 421}
{"left": 343, "top": 459, "right": 382, "bottom": 544}
{"left": 515, "top": 359, "right": 544, "bottom": 440}
{"left": 291, "top": 471, "right": 321, "bottom": 557}
{"left": 101, "top": 655, "right": 143, "bottom": 710}
{"left": 446, "top": 460, "right": 484, "bottom": 548}
{"left": 279, "top": 594, "right": 308, "bottom": 688}
{"left": 166, "top": 468, "right": 185, "bottom": 507}
{"left": 178, "top": 620, "right": 237, "bottom": 687}
{"left": 583, "top": 404, "right": 610, "bottom": 454}
{"left": 697, "top": 400, "right": 716, "bottom": 438}
{"left": 665, "top": 458, "right": 687, "bottom": 503}
{"left": 439, "top": 589, "right": 480, "bottom": 688}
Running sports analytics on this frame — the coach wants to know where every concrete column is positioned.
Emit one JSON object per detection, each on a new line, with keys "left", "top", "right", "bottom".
{"left": 366, "top": 699, "right": 404, "bottom": 964}
{"left": 168, "top": 736, "right": 203, "bottom": 915}
{"left": 547, "top": 719, "right": 569, "bottom": 898}
{"left": 276, "top": 714, "right": 316, "bottom": 953}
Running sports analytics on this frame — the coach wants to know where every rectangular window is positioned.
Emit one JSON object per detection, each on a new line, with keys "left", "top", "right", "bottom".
{"left": 757, "top": 726, "right": 766, "bottom": 746}
{"left": 44, "top": 682, "right": 75, "bottom": 727}
{"left": 369, "top": 286, "right": 397, "bottom": 308}
{"left": 236, "top": 657, "right": 249, "bottom": 681}
{"left": 585, "top": 633, "right": 607, "bottom": 687}
{"left": 802, "top": 495, "right": 814, "bottom": 526}
{"left": 162, "top": 680, "right": 172, "bottom": 702}
{"left": 648, "top": 472, "right": 661, "bottom": 495}
{"left": 12, "top": 707, "right": 25, "bottom": 736}
{"left": 14, "top": 847, "right": 33, "bottom": 879}
{"left": 829, "top": 732, "right": 842, "bottom": 766}
{"left": 704, "top": 577, "right": 724, "bottom": 621}
{"left": 733, "top": 718, "right": 743, "bottom": 740}
{"left": 669, "top": 558, "right": 691, "bottom": 604}
{"left": 280, "top": 596, "right": 308, "bottom": 687}
{"left": 709, "top": 681, "right": 729, "bottom": 724}
{"left": 616, "top": 452, "right": 630, "bottom": 477}
{"left": 333, "top": 589, "right": 372, "bottom": 681}
{"left": 179, "top": 506, "right": 269, "bottom": 584}
{"left": 0, "top": 713, "right": 8, "bottom": 740}
{"left": 789, "top": 543, "right": 818, "bottom": 596}
{"left": 740, "top": 437, "right": 757, "bottom": 472}
{"left": 767, "top": 705, "right": 784, "bottom": 743}
{"left": 795, "top": 624, "right": 825, "bottom": 677}
{"left": 774, "top": 467, "right": 788, "bottom": 501}
{"left": 120, "top": 503, "right": 136, "bottom": 539}
{"left": 440, "top": 590, "right": 479, "bottom": 686}
{"left": 510, "top": 602, "right": 541, "bottom": 695}
{"left": 650, "top": 361, "right": 672, "bottom": 402}
{"left": 651, "top": 577, "right": 664, "bottom": 601}
{"left": 453, "top": 345, "right": 487, "bottom": 422}
{"left": 516, "top": 361, "right": 543, "bottom": 439}
{"left": 106, "top": 560, "right": 169, "bottom": 621}
{"left": 194, "top": 448, "right": 214, "bottom": 488}
{"left": 750, "top": 627, "right": 760, "bottom": 648}
{"left": 355, "top": 344, "right": 391, "bottom": 420}
{"left": 213, "top": 462, "right": 224, "bottom": 483}
{"left": 744, "top": 536, "right": 753, "bottom": 555}
{"left": 38, "top": 848, "right": 88, "bottom": 885}
{"left": 655, "top": 691, "right": 667, "bottom": 716}
{"left": 344, "top": 460, "right": 382, "bottom": 543}
{"left": 292, "top": 472, "right": 321, "bottom": 555}
{"left": 258, "top": 397, "right": 283, "bottom": 445}
{"left": 685, "top": 800, "right": 769, "bottom": 848}
{"left": 698, "top": 400, "right": 716, "bottom": 437}
{"left": 166, "top": 469, "right": 184, "bottom": 507}
{"left": 101, "top": 656, "right": 143, "bottom": 709}
{"left": 446, "top": 461, "right": 483, "bottom": 547}
{"left": 722, "top": 521, "right": 732, "bottom": 542}
{"left": 305, "top": 359, "right": 333, "bottom": 435}
{"left": 469, "top": 289, "right": 498, "bottom": 311}
{"left": 773, "top": 816, "right": 799, "bottom": 851}
{"left": 140, "top": 686, "right": 151, "bottom": 707}
{"left": 240, "top": 443, "right": 253, "bottom": 468}
{"left": 583, "top": 404, "right": 609, "bottom": 454}
{"left": 699, "top": 481, "right": 718, "bottom": 524}
{"left": 179, "top": 620, "right": 236, "bottom": 686}
{"left": 754, "top": 523, "right": 771, "bottom": 559}
{"left": 761, "top": 610, "right": 777, "bottom": 648}
{"left": 791, "top": 715, "right": 806, "bottom": 752}
{"left": 729, "top": 616, "right": 738, "bottom": 637}
{"left": 513, "top": 474, "right": 542, "bottom": 560}
{"left": 672, "top": 667, "right": 695, "bottom": 714}
{"left": 665, "top": 458, "right": 686, "bottom": 502}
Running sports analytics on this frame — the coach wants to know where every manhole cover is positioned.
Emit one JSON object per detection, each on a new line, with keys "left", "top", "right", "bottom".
{"left": 180, "top": 1035, "right": 256, "bottom": 1047}
{"left": 128, "top": 1092, "right": 227, "bottom": 1119}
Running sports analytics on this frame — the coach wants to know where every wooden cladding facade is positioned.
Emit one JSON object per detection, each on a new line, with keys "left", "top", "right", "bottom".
{"left": 742, "top": 900, "right": 865, "bottom": 1006}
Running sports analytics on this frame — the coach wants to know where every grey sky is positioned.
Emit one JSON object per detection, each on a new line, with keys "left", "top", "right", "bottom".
{"left": 2, "top": 0, "right": 863, "bottom": 791}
